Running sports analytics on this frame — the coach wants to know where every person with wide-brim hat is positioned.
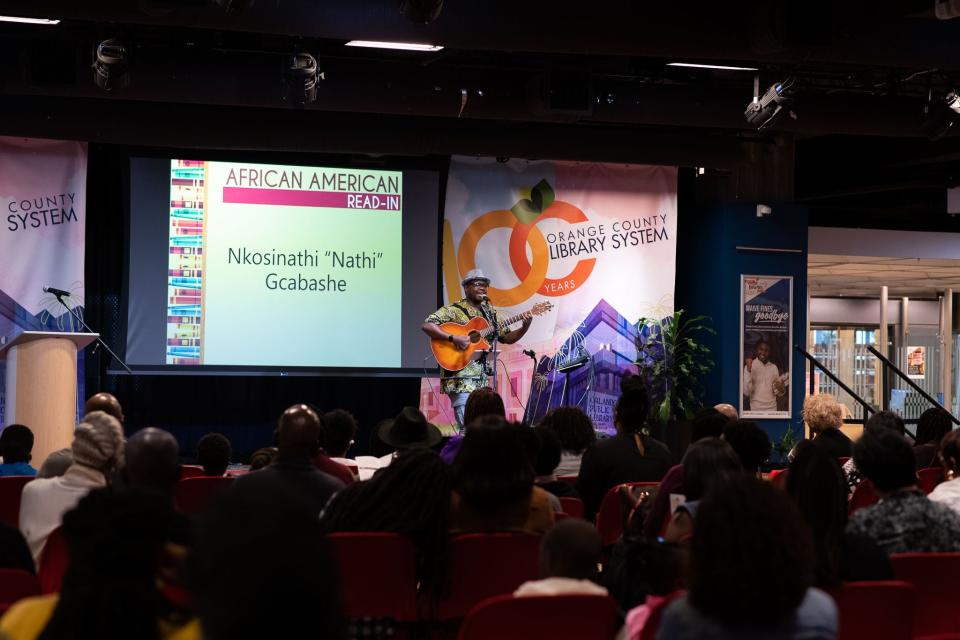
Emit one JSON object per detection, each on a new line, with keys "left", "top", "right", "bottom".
{"left": 376, "top": 407, "right": 443, "bottom": 452}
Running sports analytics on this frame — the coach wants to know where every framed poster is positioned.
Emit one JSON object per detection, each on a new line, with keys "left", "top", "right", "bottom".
{"left": 740, "top": 275, "right": 792, "bottom": 419}
{"left": 907, "top": 346, "right": 926, "bottom": 380}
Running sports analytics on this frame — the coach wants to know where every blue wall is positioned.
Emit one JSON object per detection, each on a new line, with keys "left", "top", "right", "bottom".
{"left": 676, "top": 200, "right": 809, "bottom": 448}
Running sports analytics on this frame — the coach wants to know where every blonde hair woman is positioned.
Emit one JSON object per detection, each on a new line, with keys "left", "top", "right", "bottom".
{"left": 793, "top": 395, "right": 853, "bottom": 461}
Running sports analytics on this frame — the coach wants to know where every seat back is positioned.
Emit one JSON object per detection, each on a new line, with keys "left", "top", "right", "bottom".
{"left": 828, "top": 581, "right": 915, "bottom": 640}
{"left": 179, "top": 465, "right": 206, "bottom": 479}
{"left": 328, "top": 532, "right": 419, "bottom": 622}
{"left": 639, "top": 590, "right": 686, "bottom": 640}
{"left": 558, "top": 497, "right": 584, "bottom": 519}
{"left": 918, "top": 467, "right": 944, "bottom": 494}
{"left": 0, "top": 476, "right": 33, "bottom": 528}
{"left": 768, "top": 468, "right": 788, "bottom": 488}
{"left": 37, "top": 527, "right": 69, "bottom": 594}
{"left": 557, "top": 475, "right": 578, "bottom": 486}
{"left": 174, "top": 476, "right": 235, "bottom": 516}
{"left": 436, "top": 532, "right": 542, "bottom": 621}
{"left": 848, "top": 478, "right": 880, "bottom": 516}
{"left": 0, "top": 569, "right": 41, "bottom": 616}
{"left": 595, "top": 482, "right": 659, "bottom": 547}
{"left": 891, "top": 552, "right": 960, "bottom": 637}
{"left": 457, "top": 594, "right": 619, "bottom": 640}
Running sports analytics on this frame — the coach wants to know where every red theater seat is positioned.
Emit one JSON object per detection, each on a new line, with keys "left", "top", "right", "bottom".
{"left": 848, "top": 479, "right": 880, "bottom": 516}
{"left": 891, "top": 552, "right": 960, "bottom": 637}
{"left": 557, "top": 475, "right": 578, "bottom": 486}
{"left": 558, "top": 496, "right": 585, "bottom": 519}
{"left": 457, "top": 594, "right": 619, "bottom": 640}
{"left": 0, "top": 569, "right": 41, "bottom": 616}
{"left": 174, "top": 476, "right": 234, "bottom": 516}
{"left": 328, "top": 532, "right": 418, "bottom": 622}
{"left": 918, "top": 467, "right": 944, "bottom": 494}
{"left": 828, "top": 581, "right": 915, "bottom": 640}
{"left": 595, "top": 482, "right": 659, "bottom": 547}
{"left": 436, "top": 532, "right": 541, "bottom": 622}
{"left": 179, "top": 465, "right": 205, "bottom": 479}
{"left": 0, "top": 476, "right": 33, "bottom": 528}
{"left": 37, "top": 527, "right": 69, "bottom": 595}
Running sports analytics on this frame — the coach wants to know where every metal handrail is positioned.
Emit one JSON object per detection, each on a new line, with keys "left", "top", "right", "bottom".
{"left": 866, "top": 345, "right": 960, "bottom": 426}
{"left": 795, "top": 345, "right": 876, "bottom": 421}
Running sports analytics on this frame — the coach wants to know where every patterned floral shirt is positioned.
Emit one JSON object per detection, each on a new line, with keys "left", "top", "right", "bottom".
{"left": 425, "top": 299, "right": 511, "bottom": 395}
{"left": 846, "top": 489, "right": 960, "bottom": 554}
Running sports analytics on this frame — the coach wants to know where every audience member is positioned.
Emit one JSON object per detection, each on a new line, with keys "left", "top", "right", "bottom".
{"left": 799, "top": 394, "right": 852, "bottom": 460}
{"left": 663, "top": 438, "right": 742, "bottom": 543}
{"left": 19, "top": 411, "right": 125, "bottom": 564}
{"left": 847, "top": 427, "right": 960, "bottom": 553}
{"left": 785, "top": 441, "right": 892, "bottom": 587}
{"left": 712, "top": 403, "right": 738, "bottom": 420}
{"left": 186, "top": 485, "right": 346, "bottom": 640}
{"left": 722, "top": 420, "right": 771, "bottom": 475}
{"left": 83, "top": 392, "right": 124, "bottom": 424}
{"left": 622, "top": 542, "right": 686, "bottom": 640}
{"left": 514, "top": 425, "right": 563, "bottom": 514}
{"left": 320, "top": 449, "right": 451, "bottom": 607}
{"left": 532, "top": 426, "right": 580, "bottom": 500}
{"left": 514, "top": 519, "right": 607, "bottom": 597}
{"left": 1, "top": 488, "right": 183, "bottom": 640}
{"left": 37, "top": 449, "right": 72, "bottom": 479}
{"left": 843, "top": 410, "right": 907, "bottom": 493}
{"left": 0, "top": 522, "right": 34, "bottom": 576}
{"left": 449, "top": 416, "right": 553, "bottom": 534}
{"left": 304, "top": 410, "right": 354, "bottom": 486}
{"left": 439, "top": 388, "right": 505, "bottom": 464}
{"left": 322, "top": 409, "right": 358, "bottom": 460}
{"left": 196, "top": 433, "right": 231, "bottom": 477}
{"left": 643, "top": 407, "right": 730, "bottom": 539}
{"left": 124, "top": 428, "right": 181, "bottom": 500}
{"left": 658, "top": 477, "right": 837, "bottom": 639}
{"left": 538, "top": 406, "right": 596, "bottom": 476}
{"left": 0, "top": 425, "right": 36, "bottom": 476}
{"left": 913, "top": 407, "right": 953, "bottom": 469}
{"left": 375, "top": 407, "right": 442, "bottom": 456}
{"left": 248, "top": 447, "right": 277, "bottom": 471}
{"left": 929, "top": 429, "right": 960, "bottom": 513}
{"left": 577, "top": 377, "right": 672, "bottom": 521}
{"left": 232, "top": 405, "right": 344, "bottom": 515}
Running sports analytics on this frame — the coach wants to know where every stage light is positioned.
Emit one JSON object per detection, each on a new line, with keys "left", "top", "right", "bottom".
{"left": 282, "top": 52, "right": 322, "bottom": 106}
{"left": 668, "top": 62, "right": 759, "bottom": 72}
{"left": 744, "top": 76, "right": 796, "bottom": 130}
{"left": 399, "top": 0, "right": 443, "bottom": 24}
{"left": 345, "top": 40, "right": 443, "bottom": 52}
{"left": 0, "top": 15, "right": 60, "bottom": 24}
{"left": 948, "top": 91, "right": 960, "bottom": 115}
{"left": 92, "top": 39, "right": 130, "bottom": 92}
{"left": 924, "top": 90, "right": 960, "bottom": 141}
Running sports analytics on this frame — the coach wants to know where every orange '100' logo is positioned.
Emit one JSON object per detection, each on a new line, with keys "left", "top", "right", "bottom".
{"left": 457, "top": 201, "right": 595, "bottom": 307}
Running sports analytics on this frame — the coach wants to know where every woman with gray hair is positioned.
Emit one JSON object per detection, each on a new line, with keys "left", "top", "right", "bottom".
{"left": 18, "top": 411, "right": 125, "bottom": 565}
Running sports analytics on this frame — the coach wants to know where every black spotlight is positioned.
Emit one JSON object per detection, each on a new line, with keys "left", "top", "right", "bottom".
{"left": 93, "top": 39, "right": 130, "bottom": 92}
{"left": 744, "top": 77, "right": 796, "bottom": 130}
{"left": 399, "top": 0, "right": 443, "bottom": 24}
{"left": 282, "top": 53, "right": 321, "bottom": 106}
{"left": 924, "top": 90, "right": 960, "bottom": 141}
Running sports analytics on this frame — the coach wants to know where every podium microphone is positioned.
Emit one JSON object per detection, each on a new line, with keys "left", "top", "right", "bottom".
{"left": 43, "top": 286, "right": 71, "bottom": 298}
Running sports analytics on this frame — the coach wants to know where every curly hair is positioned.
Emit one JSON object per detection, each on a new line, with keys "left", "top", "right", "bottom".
{"left": 196, "top": 433, "right": 231, "bottom": 476}
{"left": 916, "top": 408, "right": 953, "bottom": 447}
{"left": 689, "top": 476, "right": 814, "bottom": 626}
{"left": 463, "top": 387, "right": 506, "bottom": 428}
{"left": 539, "top": 406, "right": 596, "bottom": 455}
{"left": 802, "top": 394, "right": 844, "bottom": 434}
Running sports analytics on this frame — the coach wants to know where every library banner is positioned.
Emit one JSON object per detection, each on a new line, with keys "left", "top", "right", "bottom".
{"left": 0, "top": 136, "right": 87, "bottom": 423}
{"left": 740, "top": 275, "right": 792, "bottom": 419}
{"left": 420, "top": 157, "right": 677, "bottom": 432}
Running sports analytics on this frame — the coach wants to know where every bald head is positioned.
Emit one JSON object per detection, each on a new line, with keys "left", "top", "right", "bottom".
{"left": 125, "top": 427, "right": 180, "bottom": 497}
{"left": 714, "top": 403, "right": 738, "bottom": 420}
{"left": 84, "top": 393, "right": 124, "bottom": 424}
{"left": 277, "top": 404, "right": 321, "bottom": 460}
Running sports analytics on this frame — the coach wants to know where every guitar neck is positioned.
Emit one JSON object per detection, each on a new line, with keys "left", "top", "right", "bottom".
{"left": 479, "top": 310, "right": 530, "bottom": 338}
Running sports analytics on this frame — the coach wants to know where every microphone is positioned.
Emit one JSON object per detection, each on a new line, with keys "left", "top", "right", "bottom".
{"left": 523, "top": 349, "right": 537, "bottom": 360}
{"left": 480, "top": 294, "right": 490, "bottom": 303}
{"left": 43, "top": 286, "right": 71, "bottom": 298}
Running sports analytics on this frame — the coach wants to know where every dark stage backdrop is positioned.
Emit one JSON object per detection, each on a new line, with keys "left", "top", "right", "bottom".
{"left": 83, "top": 144, "right": 446, "bottom": 459}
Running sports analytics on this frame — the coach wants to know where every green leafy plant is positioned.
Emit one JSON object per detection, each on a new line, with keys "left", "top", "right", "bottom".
{"left": 770, "top": 427, "right": 798, "bottom": 464}
{"left": 635, "top": 310, "right": 716, "bottom": 425}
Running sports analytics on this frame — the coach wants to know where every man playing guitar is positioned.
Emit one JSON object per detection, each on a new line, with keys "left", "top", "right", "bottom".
{"left": 421, "top": 269, "right": 532, "bottom": 429}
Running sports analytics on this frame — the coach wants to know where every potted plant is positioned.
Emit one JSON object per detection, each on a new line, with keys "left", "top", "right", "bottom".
{"left": 634, "top": 311, "right": 716, "bottom": 437}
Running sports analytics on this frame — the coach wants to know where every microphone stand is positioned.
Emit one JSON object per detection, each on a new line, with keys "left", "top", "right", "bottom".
{"left": 51, "top": 292, "right": 134, "bottom": 375}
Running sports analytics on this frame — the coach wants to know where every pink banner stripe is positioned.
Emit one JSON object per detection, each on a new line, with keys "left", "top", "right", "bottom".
{"left": 223, "top": 187, "right": 400, "bottom": 211}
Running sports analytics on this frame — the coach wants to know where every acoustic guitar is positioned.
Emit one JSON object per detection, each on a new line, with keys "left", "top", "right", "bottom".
{"left": 431, "top": 301, "right": 553, "bottom": 372}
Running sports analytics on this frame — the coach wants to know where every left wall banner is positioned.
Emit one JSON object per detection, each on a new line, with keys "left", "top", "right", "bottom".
{"left": 0, "top": 136, "right": 88, "bottom": 423}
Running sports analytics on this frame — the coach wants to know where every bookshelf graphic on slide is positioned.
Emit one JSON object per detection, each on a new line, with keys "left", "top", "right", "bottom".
{"left": 166, "top": 160, "right": 205, "bottom": 365}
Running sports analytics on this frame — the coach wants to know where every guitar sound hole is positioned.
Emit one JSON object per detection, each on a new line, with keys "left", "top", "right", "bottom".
{"left": 468, "top": 332, "right": 481, "bottom": 343}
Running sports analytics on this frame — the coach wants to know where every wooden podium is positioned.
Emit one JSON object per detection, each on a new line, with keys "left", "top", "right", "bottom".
{"left": 1, "top": 331, "right": 97, "bottom": 467}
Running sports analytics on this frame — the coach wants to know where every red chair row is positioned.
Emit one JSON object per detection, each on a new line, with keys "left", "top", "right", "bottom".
{"left": 457, "top": 594, "right": 619, "bottom": 640}
{"left": 849, "top": 467, "right": 945, "bottom": 516}
{"left": 595, "top": 482, "right": 659, "bottom": 547}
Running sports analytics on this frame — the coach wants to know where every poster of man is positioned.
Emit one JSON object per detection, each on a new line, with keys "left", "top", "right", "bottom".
{"left": 741, "top": 276, "right": 792, "bottom": 418}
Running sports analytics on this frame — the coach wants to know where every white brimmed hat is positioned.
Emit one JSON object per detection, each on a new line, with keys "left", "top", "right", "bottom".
{"left": 461, "top": 269, "right": 491, "bottom": 286}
